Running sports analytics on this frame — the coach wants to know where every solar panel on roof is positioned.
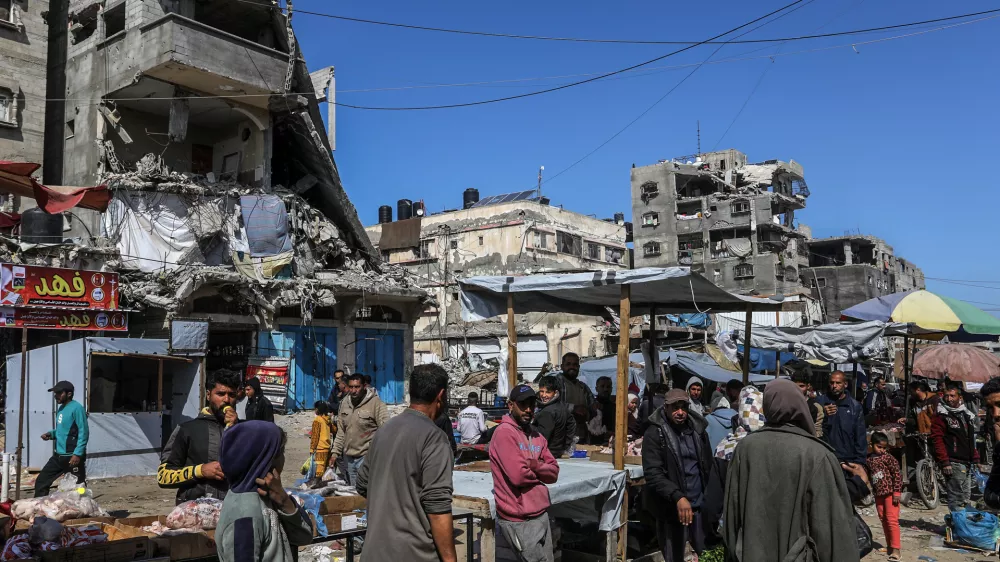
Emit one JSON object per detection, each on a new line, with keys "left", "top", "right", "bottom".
{"left": 470, "top": 189, "right": 540, "bottom": 208}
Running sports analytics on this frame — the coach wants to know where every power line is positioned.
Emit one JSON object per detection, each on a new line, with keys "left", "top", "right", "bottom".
{"left": 331, "top": 0, "right": 815, "bottom": 111}
{"left": 253, "top": 0, "right": 1000, "bottom": 47}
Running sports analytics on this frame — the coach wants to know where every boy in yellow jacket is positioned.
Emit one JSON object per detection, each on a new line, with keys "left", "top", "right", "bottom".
{"left": 309, "top": 401, "right": 336, "bottom": 488}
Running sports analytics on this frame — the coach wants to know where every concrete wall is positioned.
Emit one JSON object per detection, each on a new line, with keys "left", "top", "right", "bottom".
{"left": 0, "top": 0, "right": 48, "bottom": 173}
{"left": 803, "top": 264, "right": 893, "bottom": 321}
{"left": 631, "top": 162, "right": 679, "bottom": 268}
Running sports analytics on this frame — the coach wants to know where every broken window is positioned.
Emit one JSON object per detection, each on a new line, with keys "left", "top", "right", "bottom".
{"left": 640, "top": 181, "right": 659, "bottom": 199}
{"left": 478, "top": 236, "right": 484, "bottom": 246}
{"left": 731, "top": 199, "right": 750, "bottom": 215}
{"left": 809, "top": 277, "right": 827, "bottom": 288}
{"left": 103, "top": 2, "right": 125, "bottom": 37}
{"left": 65, "top": 119, "right": 75, "bottom": 139}
{"left": 419, "top": 239, "right": 433, "bottom": 259}
{"left": 0, "top": 88, "right": 12, "bottom": 124}
{"left": 605, "top": 247, "right": 624, "bottom": 264}
{"left": 450, "top": 239, "right": 458, "bottom": 250}
{"left": 734, "top": 263, "right": 754, "bottom": 279}
{"left": 643, "top": 241, "right": 661, "bottom": 257}
{"left": 0, "top": 0, "right": 11, "bottom": 23}
{"left": 719, "top": 160, "right": 726, "bottom": 171}
{"left": 587, "top": 243, "right": 601, "bottom": 260}
{"left": 532, "top": 231, "right": 549, "bottom": 250}
{"left": 641, "top": 212, "right": 659, "bottom": 227}
{"left": 557, "top": 231, "right": 582, "bottom": 256}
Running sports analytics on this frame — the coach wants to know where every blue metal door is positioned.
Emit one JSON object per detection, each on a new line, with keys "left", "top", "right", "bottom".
{"left": 355, "top": 329, "right": 404, "bottom": 404}
{"left": 267, "top": 326, "right": 337, "bottom": 411}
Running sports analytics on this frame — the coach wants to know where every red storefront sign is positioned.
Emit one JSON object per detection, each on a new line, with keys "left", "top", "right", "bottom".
{"left": 0, "top": 307, "right": 128, "bottom": 331}
{"left": 0, "top": 264, "right": 120, "bottom": 310}
{"left": 246, "top": 362, "right": 289, "bottom": 386}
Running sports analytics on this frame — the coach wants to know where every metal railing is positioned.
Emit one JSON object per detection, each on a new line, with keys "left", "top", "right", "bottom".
{"left": 310, "top": 512, "right": 476, "bottom": 562}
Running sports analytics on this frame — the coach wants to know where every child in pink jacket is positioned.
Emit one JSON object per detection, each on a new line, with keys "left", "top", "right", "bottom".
{"left": 490, "top": 385, "right": 560, "bottom": 562}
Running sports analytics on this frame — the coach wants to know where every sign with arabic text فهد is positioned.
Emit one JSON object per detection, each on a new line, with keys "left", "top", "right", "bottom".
{"left": 0, "top": 307, "right": 128, "bottom": 331}
{"left": 0, "top": 264, "right": 119, "bottom": 310}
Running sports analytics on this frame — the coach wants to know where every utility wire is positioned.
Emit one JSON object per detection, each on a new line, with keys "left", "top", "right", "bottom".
{"left": 251, "top": 0, "right": 1000, "bottom": 47}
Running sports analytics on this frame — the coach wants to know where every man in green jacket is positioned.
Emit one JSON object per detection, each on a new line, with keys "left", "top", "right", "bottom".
{"left": 35, "top": 381, "right": 89, "bottom": 496}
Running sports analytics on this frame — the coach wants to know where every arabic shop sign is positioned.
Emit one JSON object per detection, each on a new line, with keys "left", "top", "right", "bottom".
{"left": 0, "top": 307, "right": 128, "bottom": 331}
{"left": 0, "top": 264, "right": 120, "bottom": 310}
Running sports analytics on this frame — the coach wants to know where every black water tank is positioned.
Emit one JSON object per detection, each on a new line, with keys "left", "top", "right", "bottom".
{"left": 397, "top": 199, "right": 413, "bottom": 220}
{"left": 413, "top": 201, "right": 426, "bottom": 217}
{"left": 614, "top": 212, "right": 625, "bottom": 225}
{"left": 463, "top": 188, "right": 479, "bottom": 209}
{"left": 21, "top": 207, "right": 63, "bottom": 244}
{"left": 378, "top": 205, "right": 393, "bottom": 224}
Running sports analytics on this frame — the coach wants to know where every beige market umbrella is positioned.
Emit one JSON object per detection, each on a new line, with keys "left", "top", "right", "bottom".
{"left": 912, "top": 344, "right": 1000, "bottom": 383}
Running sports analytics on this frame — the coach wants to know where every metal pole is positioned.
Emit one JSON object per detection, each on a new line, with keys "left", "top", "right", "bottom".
{"left": 902, "top": 335, "right": 911, "bottom": 485}
{"left": 15, "top": 326, "right": 27, "bottom": 500}
{"left": 506, "top": 293, "right": 517, "bottom": 393}
{"left": 2, "top": 453, "right": 10, "bottom": 503}
{"left": 852, "top": 361, "right": 859, "bottom": 397}
{"left": 741, "top": 304, "right": 753, "bottom": 385}
{"left": 613, "top": 284, "right": 631, "bottom": 471}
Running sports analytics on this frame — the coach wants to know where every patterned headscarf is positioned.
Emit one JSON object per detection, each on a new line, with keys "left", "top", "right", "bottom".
{"left": 715, "top": 386, "right": 765, "bottom": 461}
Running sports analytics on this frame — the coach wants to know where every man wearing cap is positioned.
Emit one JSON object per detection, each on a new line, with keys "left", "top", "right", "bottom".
{"left": 35, "top": 381, "right": 89, "bottom": 496}
{"left": 641, "top": 389, "right": 722, "bottom": 562}
{"left": 490, "top": 385, "right": 560, "bottom": 562}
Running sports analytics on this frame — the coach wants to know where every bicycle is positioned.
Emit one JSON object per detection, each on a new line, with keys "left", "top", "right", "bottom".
{"left": 907, "top": 433, "right": 947, "bottom": 510}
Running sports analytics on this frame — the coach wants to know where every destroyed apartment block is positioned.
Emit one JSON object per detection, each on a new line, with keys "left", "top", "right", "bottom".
{"left": 366, "top": 189, "right": 629, "bottom": 384}
{"left": 631, "top": 149, "right": 811, "bottom": 297}
{"left": 0, "top": 0, "right": 429, "bottom": 409}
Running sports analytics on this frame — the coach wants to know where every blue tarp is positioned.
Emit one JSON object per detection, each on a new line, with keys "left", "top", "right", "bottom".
{"left": 667, "top": 349, "right": 774, "bottom": 384}
{"left": 737, "top": 345, "right": 798, "bottom": 373}
{"left": 240, "top": 195, "right": 293, "bottom": 257}
{"left": 578, "top": 352, "right": 645, "bottom": 394}
{"left": 665, "top": 313, "right": 712, "bottom": 329}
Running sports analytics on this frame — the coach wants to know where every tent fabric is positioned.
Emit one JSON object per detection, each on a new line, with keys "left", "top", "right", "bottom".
{"left": 239, "top": 195, "right": 293, "bottom": 257}
{"left": 734, "top": 320, "right": 888, "bottom": 363}
{"left": 666, "top": 349, "right": 774, "bottom": 384}
{"left": 578, "top": 352, "right": 646, "bottom": 394}
{"left": 0, "top": 161, "right": 110, "bottom": 212}
{"left": 665, "top": 312, "right": 712, "bottom": 329}
{"left": 377, "top": 217, "right": 422, "bottom": 251}
{"left": 104, "top": 193, "right": 197, "bottom": 273}
{"left": 460, "top": 268, "right": 781, "bottom": 322}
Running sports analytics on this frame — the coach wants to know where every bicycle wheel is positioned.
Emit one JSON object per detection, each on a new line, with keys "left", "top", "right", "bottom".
{"left": 916, "top": 459, "right": 940, "bottom": 509}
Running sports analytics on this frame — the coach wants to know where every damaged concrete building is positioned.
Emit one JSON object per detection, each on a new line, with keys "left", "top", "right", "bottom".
{"left": 0, "top": 0, "right": 47, "bottom": 173}
{"left": 630, "top": 149, "right": 811, "bottom": 296}
{"left": 365, "top": 190, "right": 629, "bottom": 380}
{"left": 0, "top": 0, "right": 428, "bottom": 409}
{"left": 802, "top": 234, "right": 926, "bottom": 321}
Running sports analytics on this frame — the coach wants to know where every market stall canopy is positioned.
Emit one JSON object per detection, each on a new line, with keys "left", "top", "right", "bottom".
{"left": 0, "top": 162, "right": 110, "bottom": 213}
{"left": 579, "top": 352, "right": 645, "bottom": 394}
{"left": 459, "top": 268, "right": 782, "bottom": 322}
{"left": 912, "top": 344, "right": 1000, "bottom": 383}
{"left": 732, "top": 320, "right": 888, "bottom": 363}
{"left": 842, "top": 291, "right": 1000, "bottom": 342}
{"left": 666, "top": 348, "right": 774, "bottom": 384}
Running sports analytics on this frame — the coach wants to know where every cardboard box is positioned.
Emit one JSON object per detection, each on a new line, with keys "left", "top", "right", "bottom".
{"left": 31, "top": 534, "right": 153, "bottom": 562}
{"left": 14, "top": 517, "right": 115, "bottom": 532}
{"left": 311, "top": 510, "right": 364, "bottom": 537}
{"left": 318, "top": 495, "right": 366, "bottom": 515}
{"left": 114, "top": 517, "right": 216, "bottom": 561}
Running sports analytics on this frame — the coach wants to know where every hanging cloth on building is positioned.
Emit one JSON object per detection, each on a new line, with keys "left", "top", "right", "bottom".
{"left": 239, "top": 195, "right": 293, "bottom": 257}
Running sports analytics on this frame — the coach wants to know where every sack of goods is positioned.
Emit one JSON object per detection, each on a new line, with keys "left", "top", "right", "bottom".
{"left": 948, "top": 510, "right": 1000, "bottom": 552}
{"left": 11, "top": 490, "right": 105, "bottom": 523}
{"left": 165, "top": 497, "right": 224, "bottom": 531}
{"left": 1, "top": 519, "right": 108, "bottom": 561}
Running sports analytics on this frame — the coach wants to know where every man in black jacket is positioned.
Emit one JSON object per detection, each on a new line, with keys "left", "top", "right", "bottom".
{"left": 532, "top": 376, "right": 576, "bottom": 457}
{"left": 980, "top": 378, "right": 1000, "bottom": 509}
{"left": 641, "top": 389, "right": 722, "bottom": 562}
{"left": 158, "top": 370, "right": 239, "bottom": 504}
{"left": 243, "top": 377, "right": 274, "bottom": 422}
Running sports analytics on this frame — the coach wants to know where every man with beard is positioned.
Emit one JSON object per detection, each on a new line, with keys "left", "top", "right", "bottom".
{"left": 158, "top": 370, "right": 240, "bottom": 504}
{"left": 816, "top": 371, "right": 867, "bottom": 464}
{"left": 331, "top": 373, "right": 389, "bottom": 486}
{"left": 532, "top": 376, "right": 576, "bottom": 457}
{"left": 792, "top": 372, "right": 825, "bottom": 437}
{"left": 490, "top": 385, "right": 560, "bottom": 562}
{"left": 864, "top": 377, "right": 893, "bottom": 425}
{"left": 594, "top": 376, "right": 615, "bottom": 444}
{"left": 554, "top": 353, "right": 597, "bottom": 443}
{"left": 930, "top": 381, "right": 979, "bottom": 512}
{"left": 642, "top": 389, "right": 723, "bottom": 562}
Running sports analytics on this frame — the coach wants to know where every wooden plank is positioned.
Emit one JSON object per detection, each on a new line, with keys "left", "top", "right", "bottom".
{"left": 613, "top": 285, "right": 630, "bottom": 471}
{"left": 507, "top": 293, "right": 517, "bottom": 393}
{"left": 481, "top": 518, "right": 496, "bottom": 562}
{"left": 89, "top": 352, "right": 192, "bottom": 362}
{"left": 453, "top": 495, "right": 491, "bottom": 518}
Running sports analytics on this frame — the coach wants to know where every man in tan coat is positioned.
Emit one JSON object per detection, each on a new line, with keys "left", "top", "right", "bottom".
{"left": 331, "top": 373, "right": 389, "bottom": 486}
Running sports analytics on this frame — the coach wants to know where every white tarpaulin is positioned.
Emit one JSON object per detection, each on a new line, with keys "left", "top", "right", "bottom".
{"left": 453, "top": 458, "right": 640, "bottom": 531}
{"left": 734, "top": 320, "right": 888, "bottom": 363}
{"left": 104, "top": 193, "right": 196, "bottom": 272}
{"left": 460, "top": 268, "right": 781, "bottom": 322}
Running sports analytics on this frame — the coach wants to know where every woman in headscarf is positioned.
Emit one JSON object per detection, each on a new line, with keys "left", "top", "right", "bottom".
{"left": 216, "top": 421, "right": 314, "bottom": 562}
{"left": 722, "top": 379, "right": 859, "bottom": 562}
{"left": 244, "top": 378, "right": 275, "bottom": 423}
{"left": 626, "top": 393, "right": 642, "bottom": 438}
{"left": 714, "top": 386, "right": 765, "bottom": 463}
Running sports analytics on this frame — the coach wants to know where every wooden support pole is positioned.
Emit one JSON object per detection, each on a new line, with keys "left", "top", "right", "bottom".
{"left": 741, "top": 304, "right": 753, "bottom": 385}
{"left": 616, "top": 483, "right": 629, "bottom": 562}
{"left": 901, "top": 335, "right": 911, "bottom": 485}
{"left": 15, "top": 327, "right": 27, "bottom": 500}
{"left": 614, "top": 285, "right": 631, "bottom": 471}
{"left": 506, "top": 293, "right": 517, "bottom": 394}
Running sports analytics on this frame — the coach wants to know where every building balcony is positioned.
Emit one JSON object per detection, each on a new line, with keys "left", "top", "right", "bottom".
{"left": 101, "top": 13, "right": 288, "bottom": 108}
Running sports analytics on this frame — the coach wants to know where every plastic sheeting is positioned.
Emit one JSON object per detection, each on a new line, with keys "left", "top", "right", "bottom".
{"left": 666, "top": 349, "right": 774, "bottom": 384}
{"left": 665, "top": 313, "right": 712, "bottom": 329}
{"left": 577, "top": 353, "right": 645, "bottom": 395}
{"left": 734, "top": 320, "right": 888, "bottom": 363}
{"left": 86, "top": 413, "right": 161, "bottom": 478}
{"left": 240, "top": 195, "right": 293, "bottom": 257}
{"left": 453, "top": 459, "right": 639, "bottom": 531}
{"left": 460, "top": 268, "right": 781, "bottom": 322}
{"left": 104, "top": 193, "right": 196, "bottom": 272}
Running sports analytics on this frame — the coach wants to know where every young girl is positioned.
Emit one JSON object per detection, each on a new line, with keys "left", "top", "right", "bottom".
{"left": 217, "top": 421, "right": 313, "bottom": 562}
{"left": 867, "top": 431, "right": 902, "bottom": 561}
{"left": 309, "top": 401, "right": 335, "bottom": 487}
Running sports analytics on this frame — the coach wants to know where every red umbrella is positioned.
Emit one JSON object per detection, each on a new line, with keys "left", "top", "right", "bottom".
{"left": 912, "top": 344, "right": 1000, "bottom": 383}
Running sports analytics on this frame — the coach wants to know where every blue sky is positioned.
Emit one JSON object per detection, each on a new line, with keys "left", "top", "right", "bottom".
{"left": 293, "top": 0, "right": 1000, "bottom": 311}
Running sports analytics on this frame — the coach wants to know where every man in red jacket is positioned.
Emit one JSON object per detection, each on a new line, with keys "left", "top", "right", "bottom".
{"left": 489, "top": 385, "right": 560, "bottom": 562}
{"left": 930, "top": 381, "right": 979, "bottom": 512}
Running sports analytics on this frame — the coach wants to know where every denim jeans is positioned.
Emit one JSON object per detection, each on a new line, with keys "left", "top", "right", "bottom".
{"left": 345, "top": 455, "right": 365, "bottom": 487}
{"left": 946, "top": 462, "right": 971, "bottom": 512}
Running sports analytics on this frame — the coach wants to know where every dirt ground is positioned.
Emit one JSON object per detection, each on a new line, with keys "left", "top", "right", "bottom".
{"left": 860, "top": 499, "right": 996, "bottom": 562}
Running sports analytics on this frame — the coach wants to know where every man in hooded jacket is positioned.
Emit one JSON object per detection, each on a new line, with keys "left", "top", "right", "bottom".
{"left": 641, "top": 389, "right": 723, "bottom": 562}
{"left": 532, "top": 376, "right": 577, "bottom": 457}
{"left": 243, "top": 378, "right": 274, "bottom": 423}
{"left": 723, "top": 379, "right": 859, "bottom": 562}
